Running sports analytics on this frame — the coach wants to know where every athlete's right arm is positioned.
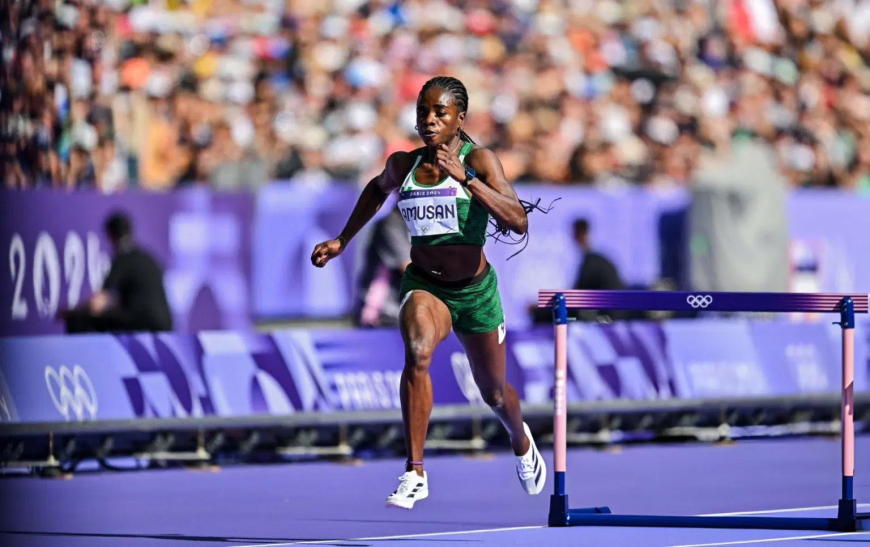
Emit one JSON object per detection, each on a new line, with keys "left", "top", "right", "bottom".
{"left": 311, "top": 152, "right": 408, "bottom": 268}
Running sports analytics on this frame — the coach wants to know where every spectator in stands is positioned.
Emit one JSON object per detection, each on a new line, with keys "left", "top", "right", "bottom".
{"left": 58, "top": 211, "right": 173, "bottom": 334}
{"left": 4, "top": 0, "right": 870, "bottom": 191}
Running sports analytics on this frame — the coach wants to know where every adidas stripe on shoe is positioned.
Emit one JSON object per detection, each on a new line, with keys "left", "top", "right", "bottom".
{"left": 516, "top": 422, "right": 546, "bottom": 495}
{"left": 386, "top": 471, "right": 429, "bottom": 509}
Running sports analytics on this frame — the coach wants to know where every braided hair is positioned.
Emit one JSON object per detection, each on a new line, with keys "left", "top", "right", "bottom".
{"left": 419, "top": 76, "right": 559, "bottom": 260}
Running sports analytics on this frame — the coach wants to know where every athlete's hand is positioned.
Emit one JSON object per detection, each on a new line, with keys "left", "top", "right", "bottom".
{"left": 311, "top": 238, "right": 345, "bottom": 268}
{"left": 435, "top": 143, "right": 466, "bottom": 182}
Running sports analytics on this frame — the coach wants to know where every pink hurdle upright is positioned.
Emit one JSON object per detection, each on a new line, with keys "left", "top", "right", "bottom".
{"left": 538, "top": 290, "right": 869, "bottom": 532}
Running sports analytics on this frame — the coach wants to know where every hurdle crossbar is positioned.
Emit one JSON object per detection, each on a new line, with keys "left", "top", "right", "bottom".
{"left": 539, "top": 290, "right": 869, "bottom": 532}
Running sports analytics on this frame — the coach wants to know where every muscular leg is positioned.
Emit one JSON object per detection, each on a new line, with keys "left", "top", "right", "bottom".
{"left": 457, "top": 329, "right": 530, "bottom": 456}
{"left": 399, "top": 291, "right": 453, "bottom": 477}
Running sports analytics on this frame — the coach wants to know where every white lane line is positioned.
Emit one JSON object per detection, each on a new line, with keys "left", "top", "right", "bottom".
{"left": 667, "top": 531, "right": 870, "bottom": 547}
{"left": 231, "top": 525, "right": 545, "bottom": 547}
{"left": 234, "top": 504, "right": 870, "bottom": 546}
{"left": 700, "top": 503, "right": 870, "bottom": 517}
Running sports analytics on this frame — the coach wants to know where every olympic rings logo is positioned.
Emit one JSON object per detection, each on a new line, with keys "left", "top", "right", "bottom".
{"left": 686, "top": 295, "right": 714, "bottom": 309}
{"left": 44, "top": 365, "right": 98, "bottom": 422}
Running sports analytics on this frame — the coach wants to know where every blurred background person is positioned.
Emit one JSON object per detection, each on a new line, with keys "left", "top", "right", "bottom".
{"left": 530, "top": 217, "right": 626, "bottom": 324}
{"left": 57, "top": 210, "right": 173, "bottom": 333}
{"left": 571, "top": 218, "right": 625, "bottom": 297}
{"left": 689, "top": 124, "right": 790, "bottom": 295}
{"left": 353, "top": 205, "right": 412, "bottom": 328}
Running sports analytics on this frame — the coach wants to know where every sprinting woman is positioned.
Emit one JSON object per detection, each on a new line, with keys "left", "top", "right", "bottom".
{"left": 311, "top": 76, "right": 546, "bottom": 509}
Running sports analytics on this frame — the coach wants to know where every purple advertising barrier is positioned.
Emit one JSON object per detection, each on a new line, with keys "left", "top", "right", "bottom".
{"left": 1, "top": 319, "right": 866, "bottom": 427}
{"left": 528, "top": 320, "right": 679, "bottom": 404}
{"left": 250, "top": 184, "right": 870, "bottom": 331}
{"left": 789, "top": 190, "right": 870, "bottom": 295}
{"left": 0, "top": 328, "right": 484, "bottom": 425}
{"left": 0, "top": 189, "right": 254, "bottom": 336}
{"left": 250, "top": 184, "right": 690, "bottom": 327}
{"left": 664, "top": 319, "right": 771, "bottom": 399}
{"left": 253, "top": 184, "right": 363, "bottom": 319}
{"left": 302, "top": 327, "right": 475, "bottom": 411}
{"left": 750, "top": 322, "right": 842, "bottom": 396}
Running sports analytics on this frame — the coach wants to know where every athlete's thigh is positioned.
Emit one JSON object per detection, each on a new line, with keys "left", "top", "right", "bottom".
{"left": 456, "top": 327, "right": 507, "bottom": 390}
{"left": 399, "top": 290, "right": 453, "bottom": 352}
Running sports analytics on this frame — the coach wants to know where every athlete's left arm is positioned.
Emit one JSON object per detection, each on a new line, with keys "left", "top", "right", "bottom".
{"left": 461, "top": 148, "right": 528, "bottom": 235}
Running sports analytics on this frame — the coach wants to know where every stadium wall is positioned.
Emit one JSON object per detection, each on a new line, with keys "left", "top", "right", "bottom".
{"left": 1, "top": 318, "right": 867, "bottom": 435}
{"left": 2, "top": 186, "right": 868, "bottom": 337}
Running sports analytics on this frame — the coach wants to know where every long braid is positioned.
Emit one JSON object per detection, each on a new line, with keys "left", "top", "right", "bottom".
{"left": 459, "top": 129, "right": 476, "bottom": 144}
{"left": 419, "top": 76, "right": 558, "bottom": 259}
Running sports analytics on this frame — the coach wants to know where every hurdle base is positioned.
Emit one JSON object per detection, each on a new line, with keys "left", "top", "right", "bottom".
{"left": 554, "top": 512, "right": 867, "bottom": 532}
{"left": 839, "top": 499, "right": 857, "bottom": 524}
{"left": 548, "top": 498, "right": 612, "bottom": 527}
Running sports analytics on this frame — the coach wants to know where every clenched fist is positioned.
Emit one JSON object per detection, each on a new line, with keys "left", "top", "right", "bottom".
{"left": 311, "top": 237, "right": 345, "bottom": 268}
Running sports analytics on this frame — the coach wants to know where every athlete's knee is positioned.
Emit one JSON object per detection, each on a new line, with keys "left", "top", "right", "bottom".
{"left": 404, "top": 336, "right": 436, "bottom": 373}
{"left": 479, "top": 386, "right": 505, "bottom": 408}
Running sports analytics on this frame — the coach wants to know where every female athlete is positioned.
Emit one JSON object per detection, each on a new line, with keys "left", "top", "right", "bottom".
{"left": 311, "top": 76, "right": 545, "bottom": 509}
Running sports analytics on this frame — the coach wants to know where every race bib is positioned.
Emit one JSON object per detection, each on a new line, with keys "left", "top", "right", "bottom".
{"left": 398, "top": 188, "right": 460, "bottom": 237}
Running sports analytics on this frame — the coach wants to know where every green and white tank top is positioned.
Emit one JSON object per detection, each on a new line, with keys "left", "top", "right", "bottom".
{"left": 397, "top": 142, "right": 489, "bottom": 247}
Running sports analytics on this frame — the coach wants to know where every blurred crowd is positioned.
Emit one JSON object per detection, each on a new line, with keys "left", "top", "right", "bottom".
{"left": 3, "top": 0, "right": 870, "bottom": 193}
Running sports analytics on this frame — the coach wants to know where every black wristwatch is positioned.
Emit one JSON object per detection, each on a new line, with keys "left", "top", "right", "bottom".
{"left": 462, "top": 166, "right": 476, "bottom": 187}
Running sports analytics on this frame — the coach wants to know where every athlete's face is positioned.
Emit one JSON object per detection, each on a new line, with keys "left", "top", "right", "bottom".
{"left": 416, "top": 87, "right": 465, "bottom": 147}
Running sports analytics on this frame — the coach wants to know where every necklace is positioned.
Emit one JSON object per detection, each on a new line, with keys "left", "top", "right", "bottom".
{"left": 429, "top": 138, "right": 462, "bottom": 162}
{"left": 449, "top": 138, "right": 462, "bottom": 155}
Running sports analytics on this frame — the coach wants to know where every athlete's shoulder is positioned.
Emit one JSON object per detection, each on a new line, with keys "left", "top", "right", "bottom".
{"left": 464, "top": 145, "right": 500, "bottom": 169}
{"left": 383, "top": 148, "right": 422, "bottom": 183}
{"left": 385, "top": 148, "right": 421, "bottom": 172}
{"left": 387, "top": 148, "right": 424, "bottom": 163}
{"left": 465, "top": 142, "right": 498, "bottom": 156}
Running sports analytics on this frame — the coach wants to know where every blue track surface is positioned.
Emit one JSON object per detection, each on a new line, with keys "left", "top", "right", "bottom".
{"left": 1, "top": 436, "right": 868, "bottom": 547}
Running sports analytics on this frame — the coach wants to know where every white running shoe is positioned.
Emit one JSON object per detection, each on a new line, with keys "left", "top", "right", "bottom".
{"left": 386, "top": 471, "right": 429, "bottom": 509}
{"left": 516, "top": 422, "right": 546, "bottom": 495}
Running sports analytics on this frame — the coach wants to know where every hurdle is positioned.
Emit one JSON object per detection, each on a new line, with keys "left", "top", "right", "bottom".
{"left": 538, "top": 290, "right": 870, "bottom": 532}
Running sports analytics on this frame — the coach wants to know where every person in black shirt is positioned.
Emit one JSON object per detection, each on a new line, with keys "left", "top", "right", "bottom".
{"left": 529, "top": 218, "right": 626, "bottom": 324}
{"left": 571, "top": 218, "right": 625, "bottom": 322}
{"left": 571, "top": 219, "right": 622, "bottom": 290}
{"left": 58, "top": 211, "right": 173, "bottom": 333}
